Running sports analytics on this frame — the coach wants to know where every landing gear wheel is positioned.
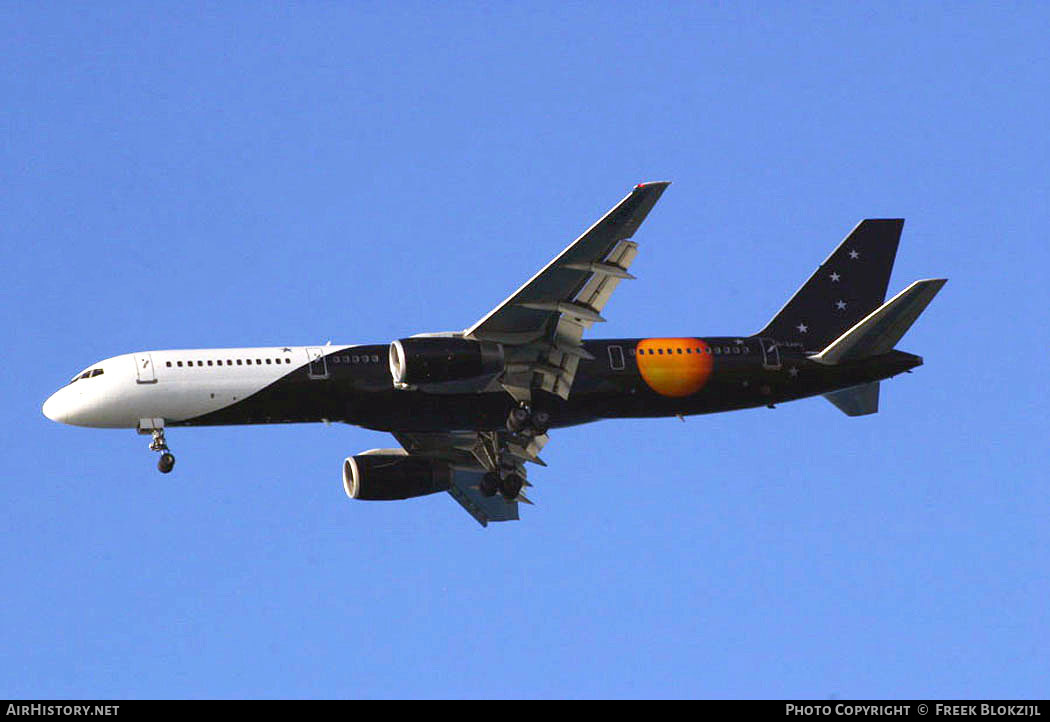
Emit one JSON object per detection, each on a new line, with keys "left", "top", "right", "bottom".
{"left": 506, "top": 405, "right": 530, "bottom": 433}
{"left": 500, "top": 472, "right": 524, "bottom": 501}
{"left": 479, "top": 472, "right": 499, "bottom": 498}
{"left": 146, "top": 427, "right": 175, "bottom": 473}
{"left": 530, "top": 409, "right": 551, "bottom": 435}
{"left": 157, "top": 452, "right": 175, "bottom": 474}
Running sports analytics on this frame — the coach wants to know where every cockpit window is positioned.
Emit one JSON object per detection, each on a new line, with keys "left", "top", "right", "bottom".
{"left": 68, "top": 368, "right": 103, "bottom": 385}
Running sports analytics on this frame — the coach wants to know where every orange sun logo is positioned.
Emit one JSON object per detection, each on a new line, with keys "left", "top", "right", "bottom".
{"left": 635, "top": 338, "right": 713, "bottom": 398}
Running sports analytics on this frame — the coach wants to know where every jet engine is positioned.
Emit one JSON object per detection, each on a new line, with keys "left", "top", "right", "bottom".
{"left": 389, "top": 337, "right": 504, "bottom": 392}
{"left": 342, "top": 451, "right": 451, "bottom": 501}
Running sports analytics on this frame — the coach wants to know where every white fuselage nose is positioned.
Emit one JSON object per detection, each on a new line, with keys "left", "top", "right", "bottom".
{"left": 42, "top": 354, "right": 138, "bottom": 428}
{"left": 42, "top": 346, "right": 344, "bottom": 430}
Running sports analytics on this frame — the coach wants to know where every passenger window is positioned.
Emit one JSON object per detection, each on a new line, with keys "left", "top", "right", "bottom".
{"left": 246, "top": 359, "right": 252, "bottom": 365}
{"left": 371, "top": 354, "right": 379, "bottom": 363}
{"left": 207, "top": 360, "right": 213, "bottom": 366}
{"left": 197, "top": 361, "right": 203, "bottom": 367}
{"left": 732, "top": 347, "right": 740, "bottom": 354}
{"left": 166, "top": 361, "right": 172, "bottom": 367}
{"left": 676, "top": 348, "right": 682, "bottom": 354}
{"left": 177, "top": 361, "right": 183, "bottom": 367}
{"left": 352, "top": 355, "right": 359, "bottom": 363}
{"left": 236, "top": 359, "right": 242, "bottom": 365}
{"left": 266, "top": 359, "right": 272, "bottom": 364}
{"left": 256, "top": 359, "right": 261, "bottom": 365}
{"left": 657, "top": 349, "right": 664, "bottom": 355}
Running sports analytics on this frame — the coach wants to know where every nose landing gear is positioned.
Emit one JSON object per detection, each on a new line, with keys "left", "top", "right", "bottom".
{"left": 148, "top": 428, "right": 175, "bottom": 473}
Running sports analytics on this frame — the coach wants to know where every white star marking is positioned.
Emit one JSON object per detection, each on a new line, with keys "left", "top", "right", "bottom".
{"left": 849, "top": 249, "right": 860, "bottom": 260}
{"left": 836, "top": 300, "right": 847, "bottom": 310}
{"left": 797, "top": 323, "right": 808, "bottom": 333}
{"left": 788, "top": 367, "right": 799, "bottom": 378}
{"left": 830, "top": 272, "right": 841, "bottom": 282}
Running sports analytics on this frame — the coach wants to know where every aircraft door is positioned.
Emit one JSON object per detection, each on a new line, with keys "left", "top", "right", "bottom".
{"left": 759, "top": 338, "right": 781, "bottom": 370}
{"left": 307, "top": 347, "right": 329, "bottom": 379}
{"left": 134, "top": 353, "right": 157, "bottom": 383}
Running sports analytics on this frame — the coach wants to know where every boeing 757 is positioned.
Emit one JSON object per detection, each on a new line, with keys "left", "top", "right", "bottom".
{"left": 42, "top": 183, "right": 945, "bottom": 525}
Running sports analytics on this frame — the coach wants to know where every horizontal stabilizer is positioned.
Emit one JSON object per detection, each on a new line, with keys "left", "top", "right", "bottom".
{"left": 824, "top": 382, "right": 880, "bottom": 416}
{"left": 810, "top": 279, "right": 947, "bottom": 364}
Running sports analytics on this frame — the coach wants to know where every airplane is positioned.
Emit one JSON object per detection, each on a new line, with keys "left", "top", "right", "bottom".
{"left": 42, "top": 182, "right": 946, "bottom": 526}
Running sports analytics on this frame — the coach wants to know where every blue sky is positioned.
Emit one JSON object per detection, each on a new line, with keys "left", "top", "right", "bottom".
{"left": 3, "top": 2, "right": 1048, "bottom": 699}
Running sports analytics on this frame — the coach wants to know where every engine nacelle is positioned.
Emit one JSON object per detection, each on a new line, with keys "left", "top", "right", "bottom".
{"left": 342, "top": 452, "right": 451, "bottom": 501}
{"left": 389, "top": 337, "right": 504, "bottom": 392}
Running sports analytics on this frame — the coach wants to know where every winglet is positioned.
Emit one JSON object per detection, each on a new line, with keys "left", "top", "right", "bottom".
{"left": 634, "top": 180, "right": 671, "bottom": 192}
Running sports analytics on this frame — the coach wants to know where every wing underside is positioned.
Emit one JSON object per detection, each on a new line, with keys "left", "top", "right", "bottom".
{"left": 394, "top": 430, "right": 547, "bottom": 526}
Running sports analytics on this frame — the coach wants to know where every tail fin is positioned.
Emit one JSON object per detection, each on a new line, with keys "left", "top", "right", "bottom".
{"left": 756, "top": 219, "right": 904, "bottom": 351}
{"left": 810, "top": 278, "right": 947, "bottom": 365}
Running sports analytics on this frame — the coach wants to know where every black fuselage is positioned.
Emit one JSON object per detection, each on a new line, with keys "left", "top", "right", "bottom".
{"left": 182, "top": 337, "right": 922, "bottom": 432}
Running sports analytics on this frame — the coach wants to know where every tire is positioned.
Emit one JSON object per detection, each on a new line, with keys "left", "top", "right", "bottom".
{"left": 480, "top": 472, "right": 499, "bottom": 497}
{"left": 530, "top": 410, "right": 551, "bottom": 434}
{"left": 500, "top": 473, "right": 523, "bottom": 500}
{"left": 506, "top": 406, "right": 530, "bottom": 433}
{"left": 158, "top": 453, "right": 175, "bottom": 474}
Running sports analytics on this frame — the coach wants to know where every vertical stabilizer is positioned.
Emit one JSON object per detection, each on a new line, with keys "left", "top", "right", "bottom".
{"left": 756, "top": 219, "right": 903, "bottom": 351}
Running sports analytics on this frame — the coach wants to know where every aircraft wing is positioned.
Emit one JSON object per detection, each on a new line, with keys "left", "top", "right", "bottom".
{"left": 463, "top": 181, "right": 670, "bottom": 401}
{"left": 392, "top": 183, "right": 669, "bottom": 525}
